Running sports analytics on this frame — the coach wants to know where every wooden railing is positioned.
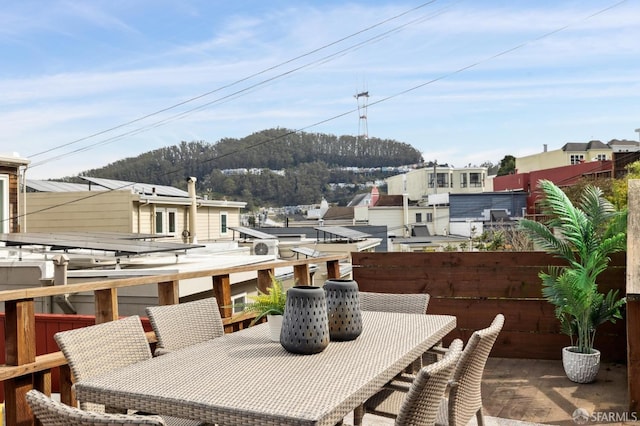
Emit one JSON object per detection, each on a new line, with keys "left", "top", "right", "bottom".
{"left": 0, "top": 253, "right": 348, "bottom": 426}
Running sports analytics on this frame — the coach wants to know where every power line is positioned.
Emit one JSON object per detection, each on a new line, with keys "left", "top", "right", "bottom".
{"left": 30, "top": 1, "right": 456, "bottom": 170}
{"left": 15, "top": 0, "right": 627, "bottom": 223}
{"left": 28, "top": 0, "right": 442, "bottom": 161}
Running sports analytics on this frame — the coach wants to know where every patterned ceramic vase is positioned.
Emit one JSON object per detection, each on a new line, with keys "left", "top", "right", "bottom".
{"left": 280, "top": 286, "right": 330, "bottom": 354}
{"left": 323, "top": 279, "right": 363, "bottom": 341}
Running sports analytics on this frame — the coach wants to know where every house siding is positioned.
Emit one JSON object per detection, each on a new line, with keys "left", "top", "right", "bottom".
{"left": 26, "top": 190, "right": 136, "bottom": 232}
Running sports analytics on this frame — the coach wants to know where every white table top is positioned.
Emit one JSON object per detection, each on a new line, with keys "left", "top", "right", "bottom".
{"left": 75, "top": 311, "right": 456, "bottom": 426}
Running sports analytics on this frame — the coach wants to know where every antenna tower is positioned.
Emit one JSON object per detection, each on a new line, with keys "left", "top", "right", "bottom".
{"left": 354, "top": 90, "right": 369, "bottom": 143}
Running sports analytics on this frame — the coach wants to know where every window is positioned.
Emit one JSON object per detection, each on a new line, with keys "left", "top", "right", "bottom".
{"left": 460, "top": 173, "right": 468, "bottom": 188}
{"left": 428, "top": 173, "right": 450, "bottom": 188}
{"left": 231, "top": 293, "right": 247, "bottom": 314}
{"left": 0, "top": 175, "right": 8, "bottom": 233}
{"left": 570, "top": 154, "right": 585, "bottom": 165}
{"left": 168, "top": 211, "right": 176, "bottom": 233}
{"left": 155, "top": 211, "right": 163, "bottom": 233}
{"left": 155, "top": 208, "right": 177, "bottom": 234}
{"left": 415, "top": 213, "right": 422, "bottom": 223}
{"left": 220, "top": 212, "right": 228, "bottom": 235}
{"left": 596, "top": 154, "right": 607, "bottom": 161}
{"left": 426, "top": 212, "right": 433, "bottom": 223}
{"left": 469, "top": 172, "right": 483, "bottom": 187}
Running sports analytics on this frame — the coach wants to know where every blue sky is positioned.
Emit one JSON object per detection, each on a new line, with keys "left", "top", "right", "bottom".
{"left": 2, "top": 0, "right": 639, "bottom": 179}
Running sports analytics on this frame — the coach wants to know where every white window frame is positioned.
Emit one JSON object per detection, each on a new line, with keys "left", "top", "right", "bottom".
{"left": 220, "top": 211, "right": 228, "bottom": 235}
{"left": 231, "top": 292, "right": 247, "bottom": 315}
{"left": 570, "top": 154, "right": 585, "bottom": 165}
{"left": 155, "top": 207, "right": 178, "bottom": 235}
{"left": 0, "top": 175, "right": 8, "bottom": 233}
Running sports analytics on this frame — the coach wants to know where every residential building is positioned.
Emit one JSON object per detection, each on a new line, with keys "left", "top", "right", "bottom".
{"left": 493, "top": 160, "right": 613, "bottom": 215}
{"left": 0, "top": 152, "right": 30, "bottom": 233}
{"left": 515, "top": 140, "right": 640, "bottom": 174}
{"left": 24, "top": 176, "right": 246, "bottom": 243}
{"left": 385, "top": 165, "right": 488, "bottom": 202}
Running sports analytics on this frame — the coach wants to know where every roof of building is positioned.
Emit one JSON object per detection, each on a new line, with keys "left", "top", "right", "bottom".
{"left": 27, "top": 180, "right": 108, "bottom": 193}
{"left": 562, "top": 141, "right": 610, "bottom": 151}
{"left": 608, "top": 139, "right": 640, "bottom": 147}
{"left": 374, "top": 195, "right": 404, "bottom": 207}
{"left": 80, "top": 176, "right": 190, "bottom": 197}
{"left": 346, "top": 193, "right": 369, "bottom": 207}
{"left": 0, "top": 153, "right": 30, "bottom": 167}
{"left": 322, "top": 206, "right": 354, "bottom": 220}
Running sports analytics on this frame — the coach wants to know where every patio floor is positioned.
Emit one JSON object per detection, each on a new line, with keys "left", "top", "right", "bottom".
{"left": 345, "top": 357, "right": 630, "bottom": 426}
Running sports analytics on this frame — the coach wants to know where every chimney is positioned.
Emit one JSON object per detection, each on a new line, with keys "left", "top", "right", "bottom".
{"left": 543, "top": 144, "right": 547, "bottom": 152}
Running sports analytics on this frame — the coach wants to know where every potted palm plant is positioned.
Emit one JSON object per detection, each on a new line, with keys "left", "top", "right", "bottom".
{"left": 518, "top": 179, "right": 627, "bottom": 383}
{"left": 240, "top": 273, "right": 287, "bottom": 341}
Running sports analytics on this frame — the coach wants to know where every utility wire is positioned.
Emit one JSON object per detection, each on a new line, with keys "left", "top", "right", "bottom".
{"left": 16, "top": 0, "right": 627, "bottom": 222}
{"left": 28, "top": 0, "right": 442, "bottom": 160}
{"left": 29, "top": 1, "right": 457, "bottom": 169}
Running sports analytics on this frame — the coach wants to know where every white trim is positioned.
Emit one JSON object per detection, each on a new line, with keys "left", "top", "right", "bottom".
{"left": 0, "top": 175, "right": 9, "bottom": 233}
{"left": 231, "top": 292, "right": 247, "bottom": 315}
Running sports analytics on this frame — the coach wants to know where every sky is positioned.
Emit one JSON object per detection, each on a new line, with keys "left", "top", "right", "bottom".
{"left": 1, "top": 0, "right": 639, "bottom": 180}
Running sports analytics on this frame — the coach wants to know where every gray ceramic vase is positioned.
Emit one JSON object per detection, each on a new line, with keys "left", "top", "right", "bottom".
{"left": 324, "top": 278, "right": 363, "bottom": 341}
{"left": 280, "top": 286, "right": 330, "bottom": 354}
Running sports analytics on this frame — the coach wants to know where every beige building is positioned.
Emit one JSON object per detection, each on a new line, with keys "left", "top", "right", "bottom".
{"left": 385, "top": 166, "right": 487, "bottom": 202}
{"left": 516, "top": 141, "right": 612, "bottom": 174}
{"left": 25, "top": 177, "right": 246, "bottom": 243}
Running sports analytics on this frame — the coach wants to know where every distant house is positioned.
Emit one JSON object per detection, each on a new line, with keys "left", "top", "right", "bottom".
{"left": 0, "top": 153, "right": 30, "bottom": 233}
{"left": 385, "top": 165, "right": 488, "bottom": 202}
{"left": 515, "top": 140, "right": 639, "bottom": 174}
{"left": 25, "top": 176, "right": 246, "bottom": 242}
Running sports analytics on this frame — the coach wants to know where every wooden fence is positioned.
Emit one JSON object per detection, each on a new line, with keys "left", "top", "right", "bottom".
{"left": 352, "top": 251, "right": 627, "bottom": 362}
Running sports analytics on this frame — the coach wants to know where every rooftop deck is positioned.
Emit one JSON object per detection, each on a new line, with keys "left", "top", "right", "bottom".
{"left": 346, "top": 358, "right": 629, "bottom": 426}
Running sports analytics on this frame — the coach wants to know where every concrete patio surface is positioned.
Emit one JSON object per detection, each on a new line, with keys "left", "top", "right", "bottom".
{"left": 344, "top": 357, "right": 630, "bottom": 426}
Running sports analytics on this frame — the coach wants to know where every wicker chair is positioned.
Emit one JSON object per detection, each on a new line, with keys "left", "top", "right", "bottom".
{"left": 363, "top": 314, "right": 505, "bottom": 426}
{"left": 435, "top": 313, "right": 505, "bottom": 426}
{"left": 26, "top": 389, "right": 166, "bottom": 426}
{"left": 352, "top": 291, "right": 431, "bottom": 425}
{"left": 145, "top": 297, "right": 224, "bottom": 356}
{"left": 359, "top": 291, "right": 430, "bottom": 314}
{"left": 364, "top": 339, "right": 463, "bottom": 426}
{"left": 54, "top": 315, "right": 204, "bottom": 426}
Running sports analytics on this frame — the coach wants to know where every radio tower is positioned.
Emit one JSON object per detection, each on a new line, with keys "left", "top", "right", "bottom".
{"left": 355, "top": 90, "right": 369, "bottom": 144}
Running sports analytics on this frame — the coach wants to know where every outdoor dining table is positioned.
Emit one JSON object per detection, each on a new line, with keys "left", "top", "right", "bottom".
{"left": 74, "top": 310, "right": 457, "bottom": 426}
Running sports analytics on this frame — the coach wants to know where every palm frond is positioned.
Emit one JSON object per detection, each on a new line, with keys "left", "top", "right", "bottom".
{"left": 520, "top": 179, "right": 627, "bottom": 353}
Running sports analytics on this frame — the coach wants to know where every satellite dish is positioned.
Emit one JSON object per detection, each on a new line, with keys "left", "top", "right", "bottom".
{"left": 254, "top": 242, "right": 269, "bottom": 255}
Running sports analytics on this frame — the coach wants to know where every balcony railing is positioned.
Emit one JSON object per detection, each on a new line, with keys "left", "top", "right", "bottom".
{"left": 0, "top": 253, "right": 348, "bottom": 426}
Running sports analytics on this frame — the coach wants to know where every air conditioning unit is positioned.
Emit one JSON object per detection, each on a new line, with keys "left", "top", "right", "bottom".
{"left": 252, "top": 240, "right": 279, "bottom": 257}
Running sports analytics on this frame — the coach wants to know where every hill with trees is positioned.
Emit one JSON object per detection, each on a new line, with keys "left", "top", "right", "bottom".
{"left": 76, "top": 128, "right": 424, "bottom": 209}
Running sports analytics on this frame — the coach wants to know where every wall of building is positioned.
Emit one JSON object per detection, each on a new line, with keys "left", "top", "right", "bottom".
{"left": 517, "top": 147, "right": 612, "bottom": 174}
{"left": 26, "top": 190, "right": 136, "bottom": 232}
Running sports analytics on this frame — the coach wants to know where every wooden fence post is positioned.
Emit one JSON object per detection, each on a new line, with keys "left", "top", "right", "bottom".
{"left": 3, "top": 299, "right": 36, "bottom": 426}
{"left": 627, "top": 179, "right": 640, "bottom": 414}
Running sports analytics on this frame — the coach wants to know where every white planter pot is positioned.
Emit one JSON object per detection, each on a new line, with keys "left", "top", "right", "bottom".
{"left": 267, "top": 314, "right": 283, "bottom": 342}
{"left": 562, "top": 346, "right": 600, "bottom": 383}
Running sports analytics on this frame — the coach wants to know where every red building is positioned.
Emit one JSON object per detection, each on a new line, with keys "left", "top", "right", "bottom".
{"left": 493, "top": 160, "right": 613, "bottom": 214}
